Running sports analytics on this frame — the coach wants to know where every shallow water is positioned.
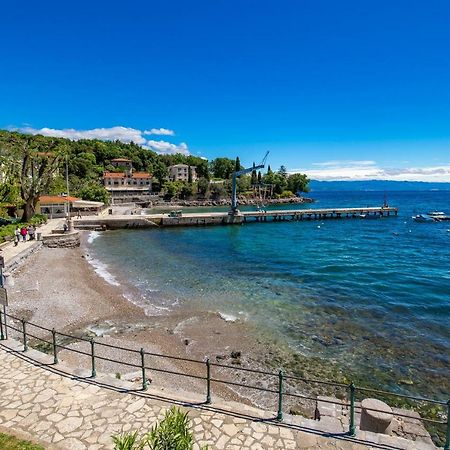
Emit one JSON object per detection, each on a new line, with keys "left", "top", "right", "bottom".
{"left": 88, "top": 190, "right": 450, "bottom": 399}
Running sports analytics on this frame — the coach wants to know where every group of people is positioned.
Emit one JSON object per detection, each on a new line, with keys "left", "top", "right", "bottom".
{"left": 14, "top": 225, "right": 37, "bottom": 246}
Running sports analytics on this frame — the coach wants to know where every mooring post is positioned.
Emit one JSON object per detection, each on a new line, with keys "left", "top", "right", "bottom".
{"left": 349, "top": 382, "right": 356, "bottom": 436}
{"left": 444, "top": 399, "right": 450, "bottom": 450}
{"left": 206, "top": 358, "right": 211, "bottom": 404}
{"left": 276, "top": 370, "right": 283, "bottom": 421}
{"left": 52, "top": 328, "right": 58, "bottom": 364}
{"left": 22, "top": 319, "right": 27, "bottom": 352}
{"left": 90, "top": 338, "right": 96, "bottom": 378}
{"left": 140, "top": 348, "right": 147, "bottom": 391}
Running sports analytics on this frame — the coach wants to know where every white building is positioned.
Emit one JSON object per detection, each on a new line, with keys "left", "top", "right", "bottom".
{"left": 168, "top": 164, "right": 197, "bottom": 182}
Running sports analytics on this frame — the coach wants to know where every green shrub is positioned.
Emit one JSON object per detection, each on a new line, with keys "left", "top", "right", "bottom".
{"left": 0, "top": 224, "right": 16, "bottom": 242}
{"left": 111, "top": 407, "right": 208, "bottom": 450}
{"left": 147, "top": 407, "right": 194, "bottom": 450}
{"left": 112, "top": 430, "right": 145, "bottom": 450}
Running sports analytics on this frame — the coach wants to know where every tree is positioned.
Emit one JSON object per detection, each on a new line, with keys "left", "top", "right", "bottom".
{"left": 235, "top": 156, "right": 242, "bottom": 173}
{"left": 251, "top": 169, "right": 257, "bottom": 185}
{"left": 163, "top": 181, "right": 183, "bottom": 200}
{"left": 287, "top": 173, "right": 310, "bottom": 193}
{"left": 197, "top": 177, "right": 209, "bottom": 197}
{"left": 257, "top": 171, "right": 262, "bottom": 184}
{"left": 278, "top": 165, "right": 288, "bottom": 179}
{"left": 209, "top": 158, "right": 235, "bottom": 179}
{"left": 1, "top": 133, "right": 67, "bottom": 220}
{"left": 187, "top": 165, "right": 193, "bottom": 184}
{"left": 179, "top": 182, "right": 194, "bottom": 200}
{"left": 78, "top": 183, "right": 110, "bottom": 204}
{"left": 153, "top": 161, "right": 168, "bottom": 185}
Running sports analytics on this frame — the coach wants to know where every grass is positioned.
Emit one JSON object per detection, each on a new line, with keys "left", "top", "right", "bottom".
{"left": 0, "top": 432, "right": 45, "bottom": 450}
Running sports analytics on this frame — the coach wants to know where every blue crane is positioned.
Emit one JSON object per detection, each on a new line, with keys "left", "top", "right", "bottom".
{"left": 230, "top": 151, "right": 269, "bottom": 214}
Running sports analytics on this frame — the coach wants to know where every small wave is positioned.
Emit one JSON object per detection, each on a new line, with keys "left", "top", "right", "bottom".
{"left": 87, "top": 231, "right": 101, "bottom": 244}
{"left": 86, "top": 256, "right": 120, "bottom": 286}
{"left": 219, "top": 312, "right": 238, "bottom": 322}
{"left": 122, "top": 291, "right": 172, "bottom": 317}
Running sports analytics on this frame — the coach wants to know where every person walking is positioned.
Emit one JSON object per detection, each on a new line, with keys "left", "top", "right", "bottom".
{"left": 20, "top": 226, "right": 28, "bottom": 242}
{"left": 28, "top": 225, "right": 35, "bottom": 240}
{"left": 14, "top": 226, "right": 20, "bottom": 246}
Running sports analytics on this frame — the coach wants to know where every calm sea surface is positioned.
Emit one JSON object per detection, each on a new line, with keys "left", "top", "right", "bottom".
{"left": 88, "top": 191, "right": 450, "bottom": 398}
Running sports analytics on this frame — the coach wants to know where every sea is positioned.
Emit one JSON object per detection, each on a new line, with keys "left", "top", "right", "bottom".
{"left": 87, "top": 190, "right": 450, "bottom": 400}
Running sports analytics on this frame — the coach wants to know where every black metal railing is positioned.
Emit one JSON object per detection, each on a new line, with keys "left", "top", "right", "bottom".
{"left": 0, "top": 308, "right": 448, "bottom": 449}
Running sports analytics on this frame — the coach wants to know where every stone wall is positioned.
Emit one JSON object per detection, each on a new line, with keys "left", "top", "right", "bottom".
{"left": 42, "top": 231, "right": 80, "bottom": 248}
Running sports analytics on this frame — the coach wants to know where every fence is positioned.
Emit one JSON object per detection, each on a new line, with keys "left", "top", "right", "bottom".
{"left": 0, "top": 308, "right": 448, "bottom": 449}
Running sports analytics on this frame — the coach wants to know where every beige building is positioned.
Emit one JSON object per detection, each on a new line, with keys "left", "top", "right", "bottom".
{"left": 168, "top": 164, "right": 197, "bottom": 182}
{"left": 103, "top": 171, "right": 153, "bottom": 204}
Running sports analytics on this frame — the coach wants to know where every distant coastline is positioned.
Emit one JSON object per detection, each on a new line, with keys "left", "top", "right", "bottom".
{"left": 309, "top": 179, "right": 450, "bottom": 191}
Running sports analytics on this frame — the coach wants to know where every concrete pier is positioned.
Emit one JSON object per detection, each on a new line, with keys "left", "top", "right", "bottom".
{"left": 74, "top": 206, "right": 398, "bottom": 230}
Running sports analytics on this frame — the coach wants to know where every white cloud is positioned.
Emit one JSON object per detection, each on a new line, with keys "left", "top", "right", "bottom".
{"left": 144, "top": 140, "right": 189, "bottom": 155}
{"left": 291, "top": 160, "right": 450, "bottom": 182}
{"left": 16, "top": 125, "right": 190, "bottom": 156}
{"left": 19, "top": 126, "right": 148, "bottom": 144}
{"left": 144, "top": 128, "right": 175, "bottom": 136}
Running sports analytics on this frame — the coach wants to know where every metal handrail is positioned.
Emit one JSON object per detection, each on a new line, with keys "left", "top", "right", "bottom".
{"left": 0, "top": 309, "right": 448, "bottom": 449}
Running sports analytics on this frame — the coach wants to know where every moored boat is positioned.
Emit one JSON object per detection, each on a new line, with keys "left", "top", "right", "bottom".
{"left": 412, "top": 214, "right": 435, "bottom": 223}
{"left": 427, "top": 211, "right": 450, "bottom": 221}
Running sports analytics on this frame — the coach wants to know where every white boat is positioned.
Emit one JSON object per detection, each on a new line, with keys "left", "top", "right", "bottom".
{"left": 427, "top": 211, "right": 450, "bottom": 221}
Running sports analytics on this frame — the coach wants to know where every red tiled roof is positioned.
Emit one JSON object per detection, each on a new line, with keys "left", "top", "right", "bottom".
{"left": 103, "top": 172, "right": 125, "bottom": 178}
{"left": 39, "top": 195, "right": 80, "bottom": 204}
{"left": 132, "top": 172, "right": 152, "bottom": 179}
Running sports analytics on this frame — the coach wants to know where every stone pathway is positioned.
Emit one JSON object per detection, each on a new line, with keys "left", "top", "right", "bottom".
{"left": 1, "top": 219, "right": 65, "bottom": 269}
{"left": 0, "top": 342, "right": 439, "bottom": 449}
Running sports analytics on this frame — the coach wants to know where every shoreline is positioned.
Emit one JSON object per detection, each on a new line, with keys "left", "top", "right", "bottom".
{"left": 7, "top": 232, "right": 307, "bottom": 410}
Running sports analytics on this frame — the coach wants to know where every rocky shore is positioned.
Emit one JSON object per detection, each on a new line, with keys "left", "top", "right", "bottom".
{"left": 147, "top": 196, "right": 314, "bottom": 208}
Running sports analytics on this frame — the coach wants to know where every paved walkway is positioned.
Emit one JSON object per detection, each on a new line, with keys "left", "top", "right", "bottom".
{"left": 0, "top": 218, "right": 65, "bottom": 267}
{"left": 0, "top": 342, "right": 438, "bottom": 450}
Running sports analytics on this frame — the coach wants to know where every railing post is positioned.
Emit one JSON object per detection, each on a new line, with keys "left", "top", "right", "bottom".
{"left": 276, "top": 370, "right": 283, "bottom": 421}
{"left": 0, "top": 307, "right": 4, "bottom": 340}
{"left": 52, "top": 329, "right": 58, "bottom": 365}
{"left": 444, "top": 399, "right": 450, "bottom": 450}
{"left": 3, "top": 306, "right": 7, "bottom": 339}
{"left": 22, "top": 319, "right": 28, "bottom": 352}
{"left": 205, "top": 358, "right": 211, "bottom": 404}
{"left": 140, "top": 348, "right": 147, "bottom": 391}
{"left": 90, "top": 338, "right": 96, "bottom": 378}
{"left": 349, "top": 382, "right": 356, "bottom": 437}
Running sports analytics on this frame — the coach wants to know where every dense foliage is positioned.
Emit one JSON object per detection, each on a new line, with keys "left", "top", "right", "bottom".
{"left": 0, "top": 129, "right": 309, "bottom": 219}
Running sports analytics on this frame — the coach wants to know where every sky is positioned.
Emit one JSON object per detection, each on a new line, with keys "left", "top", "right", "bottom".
{"left": 1, "top": 0, "right": 450, "bottom": 181}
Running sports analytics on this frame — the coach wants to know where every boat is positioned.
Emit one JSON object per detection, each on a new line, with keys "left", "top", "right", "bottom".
{"left": 412, "top": 214, "right": 435, "bottom": 223}
{"left": 427, "top": 211, "right": 450, "bottom": 221}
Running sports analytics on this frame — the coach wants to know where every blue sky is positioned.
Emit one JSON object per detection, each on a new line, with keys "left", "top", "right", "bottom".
{"left": 1, "top": 0, "right": 450, "bottom": 181}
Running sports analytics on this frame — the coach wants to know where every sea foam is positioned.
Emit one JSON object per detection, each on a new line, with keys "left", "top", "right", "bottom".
{"left": 87, "top": 231, "right": 101, "bottom": 244}
{"left": 86, "top": 256, "right": 120, "bottom": 286}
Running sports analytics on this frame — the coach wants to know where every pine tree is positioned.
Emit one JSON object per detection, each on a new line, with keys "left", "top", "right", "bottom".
{"left": 235, "top": 156, "right": 241, "bottom": 173}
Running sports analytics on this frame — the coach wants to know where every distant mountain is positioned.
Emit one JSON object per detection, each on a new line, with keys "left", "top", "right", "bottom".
{"left": 309, "top": 180, "right": 450, "bottom": 191}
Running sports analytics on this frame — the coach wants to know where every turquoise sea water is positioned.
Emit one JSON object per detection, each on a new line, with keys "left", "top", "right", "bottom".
{"left": 88, "top": 191, "right": 450, "bottom": 398}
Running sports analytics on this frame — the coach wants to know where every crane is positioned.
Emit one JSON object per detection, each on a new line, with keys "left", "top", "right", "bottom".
{"left": 230, "top": 151, "right": 269, "bottom": 214}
